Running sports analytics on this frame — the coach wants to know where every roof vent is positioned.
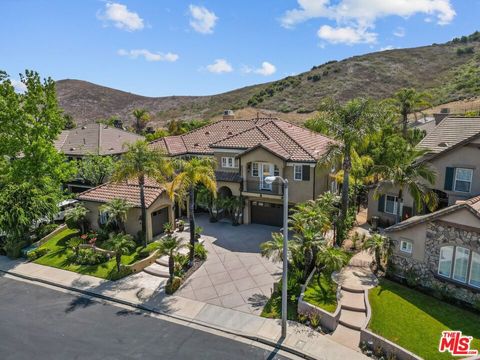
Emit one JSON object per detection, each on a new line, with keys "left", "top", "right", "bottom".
{"left": 81, "top": 126, "right": 86, "bottom": 130}
{"left": 70, "top": 147, "right": 75, "bottom": 151}
{"left": 194, "top": 143, "right": 199, "bottom": 147}
{"left": 223, "top": 110, "right": 235, "bottom": 120}
{"left": 205, "top": 131, "right": 210, "bottom": 135}
{"left": 227, "top": 131, "right": 233, "bottom": 135}
{"left": 438, "top": 142, "right": 449, "bottom": 147}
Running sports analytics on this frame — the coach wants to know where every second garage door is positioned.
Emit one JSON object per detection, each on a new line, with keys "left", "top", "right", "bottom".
{"left": 151, "top": 207, "right": 169, "bottom": 237}
{"left": 250, "top": 201, "right": 283, "bottom": 227}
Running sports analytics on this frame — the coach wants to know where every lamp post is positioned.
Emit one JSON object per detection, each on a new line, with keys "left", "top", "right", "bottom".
{"left": 264, "top": 175, "right": 288, "bottom": 338}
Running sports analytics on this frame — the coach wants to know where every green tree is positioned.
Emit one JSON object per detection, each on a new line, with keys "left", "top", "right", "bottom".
{"left": 196, "top": 185, "right": 219, "bottom": 222}
{"left": 67, "top": 236, "right": 83, "bottom": 259}
{"left": 363, "top": 234, "right": 392, "bottom": 273}
{"left": 145, "top": 128, "right": 169, "bottom": 142}
{"left": 260, "top": 232, "right": 288, "bottom": 262}
{"left": 112, "top": 140, "right": 173, "bottom": 246}
{"left": 315, "top": 246, "right": 348, "bottom": 294}
{"left": 99, "top": 198, "right": 131, "bottom": 233}
{"left": 132, "top": 109, "right": 150, "bottom": 134}
{"left": 63, "top": 113, "right": 76, "bottom": 129}
{"left": 78, "top": 154, "right": 116, "bottom": 186}
{"left": 169, "top": 157, "right": 217, "bottom": 264}
{"left": 105, "top": 233, "right": 136, "bottom": 272}
{"left": 390, "top": 88, "right": 431, "bottom": 138}
{"left": 158, "top": 235, "right": 187, "bottom": 281}
{"left": 65, "top": 204, "right": 89, "bottom": 235}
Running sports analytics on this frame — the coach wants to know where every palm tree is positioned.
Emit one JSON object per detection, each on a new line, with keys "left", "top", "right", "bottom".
{"left": 105, "top": 233, "right": 136, "bottom": 272}
{"left": 99, "top": 198, "right": 131, "bottom": 233}
{"left": 306, "top": 98, "right": 381, "bottom": 245}
{"left": 316, "top": 246, "right": 348, "bottom": 294}
{"left": 260, "top": 232, "right": 288, "bottom": 262}
{"left": 157, "top": 235, "right": 187, "bottom": 281}
{"left": 65, "top": 204, "right": 89, "bottom": 234}
{"left": 374, "top": 147, "right": 438, "bottom": 224}
{"left": 363, "top": 234, "right": 392, "bottom": 273}
{"left": 391, "top": 88, "right": 431, "bottom": 138}
{"left": 169, "top": 157, "right": 216, "bottom": 264}
{"left": 67, "top": 236, "right": 83, "bottom": 259}
{"left": 132, "top": 109, "right": 150, "bottom": 134}
{"left": 292, "top": 227, "right": 326, "bottom": 280}
{"left": 112, "top": 140, "right": 173, "bottom": 246}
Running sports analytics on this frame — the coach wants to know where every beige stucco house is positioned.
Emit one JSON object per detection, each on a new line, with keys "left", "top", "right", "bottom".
{"left": 151, "top": 114, "right": 337, "bottom": 227}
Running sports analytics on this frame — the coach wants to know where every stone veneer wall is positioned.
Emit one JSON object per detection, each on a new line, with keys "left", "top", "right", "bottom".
{"left": 390, "top": 221, "right": 479, "bottom": 305}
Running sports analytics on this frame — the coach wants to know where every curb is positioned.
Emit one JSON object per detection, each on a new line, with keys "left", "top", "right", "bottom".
{"left": 0, "top": 268, "right": 317, "bottom": 360}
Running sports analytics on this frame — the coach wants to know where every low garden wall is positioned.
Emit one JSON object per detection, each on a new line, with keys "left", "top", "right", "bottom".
{"left": 297, "top": 269, "right": 341, "bottom": 332}
{"left": 125, "top": 249, "right": 160, "bottom": 273}
{"left": 360, "top": 329, "right": 423, "bottom": 360}
{"left": 33, "top": 224, "right": 67, "bottom": 247}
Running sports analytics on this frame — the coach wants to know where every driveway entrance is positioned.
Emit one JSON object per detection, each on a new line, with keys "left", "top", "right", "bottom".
{"left": 176, "top": 214, "right": 282, "bottom": 315}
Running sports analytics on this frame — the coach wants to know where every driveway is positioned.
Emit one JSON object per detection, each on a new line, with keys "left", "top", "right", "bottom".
{"left": 176, "top": 214, "right": 282, "bottom": 315}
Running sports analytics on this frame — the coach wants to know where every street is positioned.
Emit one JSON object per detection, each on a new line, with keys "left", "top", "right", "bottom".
{"left": 0, "top": 276, "right": 292, "bottom": 360}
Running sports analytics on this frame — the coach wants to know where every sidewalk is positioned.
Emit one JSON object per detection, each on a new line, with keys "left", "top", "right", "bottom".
{"left": 0, "top": 256, "right": 367, "bottom": 360}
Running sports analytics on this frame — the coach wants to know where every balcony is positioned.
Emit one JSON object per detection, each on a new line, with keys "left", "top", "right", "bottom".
{"left": 244, "top": 180, "right": 283, "bottom": 195}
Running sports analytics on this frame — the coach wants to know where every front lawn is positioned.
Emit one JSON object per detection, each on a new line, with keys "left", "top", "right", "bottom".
{"left": 261, "top": 288, "right": 299, "bottom": 321}
{"left": 369, "top": 279, "right": 480, "bottom": 360}
{"left": 303, "top": 274, "right": 337, "bottom": 313}
{"left": 34, "top": 228, "right": 157, "bottom": 280}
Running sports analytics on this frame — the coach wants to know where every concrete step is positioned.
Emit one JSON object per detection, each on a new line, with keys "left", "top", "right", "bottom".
{"left": 330, "top": 324, "right": 361, "bottom": 350}
{"left": 339, "top": 290, "right": 366, "bottom": 312}
{"left": 156, "top": 255, "right": 169, "bottom": 266}
{"left": 340, "top": 284, "right": 364, "bottom": 294}
{"left": 338, "top": 309, "right": 367, "bottom": 331}
{"left": 143, "top": 263, "right": 170, "bottom": 278}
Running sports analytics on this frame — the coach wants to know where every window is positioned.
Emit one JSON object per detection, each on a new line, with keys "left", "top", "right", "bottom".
{"left": 454, "top": 168, "right": 473, "bottom": 193}
{"left": 294, "top": 165, "right": 303, "bottom": 181}
{"left": 453, "top": 247, "right": 470, "bottom": 283}
{"left": 99, "top": 211, "right": 108, "bottom": 225}
{"left": 469, "top": 252, "right": 480, "bottom": 288}
{"left": 221, "top": 157, "right": 238, "bottom": 168}
{"left": 438, "top": 246, "right": 454, "bottom": 277}
{"left": 384, "top": 195, "right": 398, "bottom": 215}
{"left": 274, "top": 165, "right": 279, "bottom": 176}
{"left": 400, "top": 240, "right": 413, "bottom": 254}
{"left": 252, "top": 162, "right": 259, "bottom": 177}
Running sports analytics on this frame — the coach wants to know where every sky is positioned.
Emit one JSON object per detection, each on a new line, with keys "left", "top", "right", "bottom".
{"left": 1, "top": 0, "right": 479, "bottom": 97}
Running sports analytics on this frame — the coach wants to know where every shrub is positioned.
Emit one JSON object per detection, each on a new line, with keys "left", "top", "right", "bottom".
{"left": 194, "top": 242, "right": 208, "bottom": 260}
{"left": 4, "top": 238, "right": 28, "bottom": 259}
{"left": 457, "top": 46, "right": 474, "bottom": 56}
{"left": 174, "top": 253, "right": 189, "bottom": 276}
{"left": 109, "top": 265, "right": 133, "bottom": 281}
{"left": 309, "top": 311, "right": 321, "bottom": 328}
{"left": 35, "top": 223, "right": 58, "bottom": 240}
{"left": 165, "top": 276, "right": 182, "bottom": 294}
{"left": 137, "top": 248, "right": 151, "bottom": 259}
{"left": 27, "top": 248, "right": 50, "bottom": 261}
{"left": 194, "top": 226, "right": 203, "bottom": 239}
{"left": 163, "top": 222, "right": 173, "bottom": 234}
{"left": 474, "top": 296, "right": 480, "bottom": 312}
{"left": 73, "top": 249, "right": 108, "bottom": 266}
{"left": 405, "top": 267, "right": 421, "bottom": 288}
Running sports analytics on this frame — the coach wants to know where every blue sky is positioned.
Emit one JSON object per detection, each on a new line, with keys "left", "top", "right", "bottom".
{"left": 1, "top": 0, "right": 478, "bottom": 97}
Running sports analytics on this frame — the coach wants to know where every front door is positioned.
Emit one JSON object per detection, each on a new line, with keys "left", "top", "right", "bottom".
{"left": 260, "top": 163, "right": 273, "bottom": 190}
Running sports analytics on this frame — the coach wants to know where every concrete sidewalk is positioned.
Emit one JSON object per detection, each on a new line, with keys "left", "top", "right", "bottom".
{"left": 0, "top": 256, "right": 367, "bottom": 360}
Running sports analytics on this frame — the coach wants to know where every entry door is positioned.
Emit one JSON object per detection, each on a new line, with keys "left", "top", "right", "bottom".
{"left": 260, "top": 163, "right": 273, "bottom": 190}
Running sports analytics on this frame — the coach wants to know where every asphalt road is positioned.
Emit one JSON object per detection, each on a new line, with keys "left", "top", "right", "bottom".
{"left": 0, "top": 276, "right": 292, "bottom": 360}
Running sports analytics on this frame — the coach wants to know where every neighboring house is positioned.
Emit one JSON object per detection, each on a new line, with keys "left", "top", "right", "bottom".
{"left": 385, "top": 196, "right": 480, "bottom": 305}
{"left": 77, "top": 178, "right": 174, "bottom": 242}
{"left": 368, "top": 116, "right": 480, "bottom": 227}
{"left": 54, "top": 123, "right": 144, "bottom": 192}
{"left": 150, "top": 113, "right": 337, "bottom": 227}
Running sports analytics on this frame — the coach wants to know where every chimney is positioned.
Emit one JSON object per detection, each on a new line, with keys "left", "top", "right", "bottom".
{"left": 434, "top": 109, "right": 450, "bottom": 125}
{"left": 223, "top": 110, "right": 235, "bottom": 120}
{"left": 113, "top": 119, "right": 124, "bottom": 129}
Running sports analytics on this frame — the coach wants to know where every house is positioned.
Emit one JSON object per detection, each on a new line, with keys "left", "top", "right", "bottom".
{"left": 55, "top": 123, "right": 144, "bottom": 192}
{"left": 150, "top": 113, "right": 337, "bottom": 227}
{"left": 385, "top": 196, "right": 480, "bottom": 305}
{"left": 77, "top": 178, "right": 174, "bottom": 242}
{"left": 368, "top": 116, "right": 480, "bottom": 227}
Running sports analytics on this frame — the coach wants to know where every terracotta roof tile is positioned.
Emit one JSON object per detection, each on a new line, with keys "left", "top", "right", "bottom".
{"left": 215, "top": 171, "right": 242, "bottom": 183}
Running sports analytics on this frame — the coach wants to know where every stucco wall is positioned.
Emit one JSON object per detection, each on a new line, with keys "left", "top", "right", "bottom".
{"left": 284, "top": 164, "right": 315, "bottom": 203}
{"left": 213, "top": 150, "right": 242, "bottom": 173}
{"left": 367, "top": 186, "right": 416, "bottom": 226}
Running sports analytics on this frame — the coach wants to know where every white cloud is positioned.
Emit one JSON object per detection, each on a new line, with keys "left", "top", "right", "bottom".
{"left": 189, "top": 5, "right": 218, "bottom": 34}
{"left": 281, "top": 0, "right": 455, "bottom": 45}
{"left": 380, "top": 45, "right": 395, "bottom": 51}
{"left": 206, "top": 59, "right": 233, "bottom": 73}
{"left": 118, "top": 49, "right": 179, "bottom": 62}
{"left": 317, "top": 25, "right": 376, "bottom": 44}
{"left": 393, "top": 26, "right": 405, "bottom": 37}
{"left": 242, "top": 62, "right": 277, "bottom": 76}
{"left": 11, "top": 79, "right": 27, "bottom": 93}
{"left": 98, "top": 2, "right": 144, "bottom": 31}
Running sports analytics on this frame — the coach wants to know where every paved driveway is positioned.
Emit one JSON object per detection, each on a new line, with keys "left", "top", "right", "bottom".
{"left": 176, "top": 214, "right": 282, "bottom": 315}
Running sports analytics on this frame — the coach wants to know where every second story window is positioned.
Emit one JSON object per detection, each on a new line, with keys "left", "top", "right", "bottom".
{"left": 252, "top": 162, "right": 259, "bottom": 177}
{"left": 400, "top": 240, "right": 413, "bottom": 254}
{"left": 294, "top": 165, "right": 303, "bottom": 180}
{"left": 384, "top": 195, "right": 398, "bottom": 215}
{"left": 274, "top": 165, "right": 279, "bottom": 176}
{"left": 221, "top": 157, "right": 238, "bottom": 168}
{"left": 454, "top": 168, "right": 473, "bottom": 193}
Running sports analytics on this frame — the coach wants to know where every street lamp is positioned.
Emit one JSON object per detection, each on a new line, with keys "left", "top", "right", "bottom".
{"left": 264, "top": 175, "right": 288, "bottom": 338}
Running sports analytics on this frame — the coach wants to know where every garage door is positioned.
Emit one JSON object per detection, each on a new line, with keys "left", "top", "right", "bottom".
{"left": 250, "top": 201, "right": 283, "bottom": 227}
{"left": 151, "top": 208, "right": 169, "bottom": 237}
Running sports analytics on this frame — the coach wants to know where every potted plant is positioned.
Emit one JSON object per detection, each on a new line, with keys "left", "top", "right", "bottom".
{"left": 177, "top": 219, "right": 185, "bottom": 232}
{"left": 163, "top": 222, "right": 174, "bottom": 235}
{"left": 194, "top": 226, "right": 203, "bottom": 240}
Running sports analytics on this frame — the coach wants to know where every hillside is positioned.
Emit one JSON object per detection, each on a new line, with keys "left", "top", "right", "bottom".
{"left": 57, "top": 32, "right": 480, "bottom": 127}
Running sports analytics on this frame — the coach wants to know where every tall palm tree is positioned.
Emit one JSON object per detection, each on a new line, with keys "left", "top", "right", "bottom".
{"left": 260, "top": 232, "right": 288, "bottom": 262}
{"left": 99, "top": 198, "right": 131, "bottom": 233}
{"left": 363, "top": 234, "right": 392, "bottom": 273}
{"left": 292, "top": 227, "right": 326, "bottom": 280}
{"left": 132, "top": 109, "right": 150, "bottom": 134}
{"left": 374, "top": 147, "right": 438, "bottom": 224}
{"left": 105, "top": 233, "right": 136, "bottom": 272}
{"left": 306, "top": 98, "right": 380, "bottom": 245}
{"left": 391, "top": 88, "right": 431, "bottom": 138}
{"left": 169, "top": 157, "right": 217, "bottom": 264}
{"left": 158, "top": 235, "right": 187, "bottom": 281}
{"left": 65, "top": 204, "right": 89, "bottom": 234}
{"left": 112, "top": 140, "right": 173, "bottom": 246}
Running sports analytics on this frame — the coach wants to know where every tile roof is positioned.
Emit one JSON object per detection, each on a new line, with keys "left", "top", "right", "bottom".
{"left": 151, "top": 118, "right": 335, "bottom": 162}
{"left": 56, "top": 124, "right": 144, "bottom": 156}
{"left": 215, "top": 171, "right": 242, "bottom": 183}
{"left": 78, "top": 178, "right": 166, "bottom": 208}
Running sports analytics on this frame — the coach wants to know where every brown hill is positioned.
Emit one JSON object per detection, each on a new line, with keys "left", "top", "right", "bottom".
{"left": 56, "top": 33, "right": 480, "bottom": 128}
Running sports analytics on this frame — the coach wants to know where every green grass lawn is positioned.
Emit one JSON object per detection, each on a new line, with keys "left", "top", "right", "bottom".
{"left": 303, "top": 274, "right": 338, "bottom": 313}
{"left": 369, "top": 279, "right": 480, "bottom": 360}
{"left": 34, "top": 228, "right": 156, "bottom": 280}
{"left": 261, "top": 288, "right": 299, "bottom": 321}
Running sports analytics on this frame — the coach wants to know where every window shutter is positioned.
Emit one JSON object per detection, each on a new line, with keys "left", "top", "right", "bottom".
{"left": 444, "top": 167, "right": 455, "bottom": 191}
{"left": 378, "top": 195, "right": 385, "bottom": 212}
{"left": 302, "top": 165, "right": 310, "bottom": 181}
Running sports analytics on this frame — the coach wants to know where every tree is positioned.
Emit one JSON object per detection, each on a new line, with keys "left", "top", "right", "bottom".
{"left": 196, "top": 185, "right": 219, "bottom": 222}
{"left": 99, "top": 198, "right": 131, "bottom": 233}
{"left": 315, "top": 246, "right": 348, "bottom": 294}
{"left": 291, "top": 227, "right": 326, "bottom": 280}
{"left": 132, "top": 109, "right": 150, "bottom": 134}
{"left": 78, "top": 154, "right": 116, "bottom": 186}
{"left": 63, "top": 114, "right": 76, "bottom": 129}
{"left": 105, "top": 233, "right": 136, "bottom": 272}
{"left": 374, "top": 147, "right": 438, "bottom": 224}
{"left": 67, "top": 236, "right": 83, "bottom": 258}
{"left": 65, "top": 204, "right": 89, "bottom": 235}
{"left": 112, "top": 140, "right": 173, "bottom": 246}
{"left": 169, "top": 157, "right": 217, "bottom": 264}
{"left": 390, "top": 88, "right": 431, "bottom": 138}
{"left": 306, "top": 98, "right": 381, "bottom": 245}
{"left": 260, "top": 232, "right": 288, "bottom": 262}
{"left": 157, "top": 235, "right": 187, "bottom": 281}
{"left": 363, "top": 234, "right": 392, "bottom": 273}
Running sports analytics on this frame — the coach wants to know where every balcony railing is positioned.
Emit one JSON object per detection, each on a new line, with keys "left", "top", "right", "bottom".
{"left": 244, "top": 180, "right": 283, "bottom": 195}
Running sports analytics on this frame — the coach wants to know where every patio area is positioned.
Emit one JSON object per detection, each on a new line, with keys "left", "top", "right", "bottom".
{"left": 175, "top": 214, "right": 282, "bottom": 315}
